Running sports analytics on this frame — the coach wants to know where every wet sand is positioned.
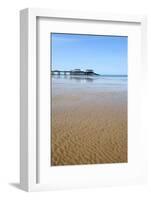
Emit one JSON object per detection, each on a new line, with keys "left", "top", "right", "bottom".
{"left": 51, "top": 84, "right": 127, "bottom": 166}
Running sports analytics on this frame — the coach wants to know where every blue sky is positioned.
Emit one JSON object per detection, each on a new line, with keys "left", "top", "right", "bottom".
{"left": 51, "top": 33, "right": 128, "bottom": 75}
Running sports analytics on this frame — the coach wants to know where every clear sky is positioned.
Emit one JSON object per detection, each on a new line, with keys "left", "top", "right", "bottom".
{"left": 51, "top": 33, "right": 128, "bottom": 75}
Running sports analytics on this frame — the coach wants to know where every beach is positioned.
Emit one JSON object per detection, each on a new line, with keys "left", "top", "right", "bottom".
{"left": 51, "top": 76, "right": 127, "bottom": 166}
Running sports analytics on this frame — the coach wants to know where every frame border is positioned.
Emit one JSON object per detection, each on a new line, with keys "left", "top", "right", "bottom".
{"left": 20, "top": 8, "right": 147, "bottom": 191}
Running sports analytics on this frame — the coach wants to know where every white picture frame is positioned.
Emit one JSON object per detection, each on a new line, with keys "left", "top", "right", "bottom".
{"left": 20, "top": 8, "right": 147, "bottom": 192}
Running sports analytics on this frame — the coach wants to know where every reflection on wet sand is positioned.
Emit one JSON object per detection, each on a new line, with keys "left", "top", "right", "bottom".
{"left": 51, "top": 75, "right": 98, "bottom": 83}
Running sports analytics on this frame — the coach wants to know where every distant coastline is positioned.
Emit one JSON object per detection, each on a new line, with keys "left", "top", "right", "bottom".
{"left": 100, "top": 74, "right": 128, "bottom": 77}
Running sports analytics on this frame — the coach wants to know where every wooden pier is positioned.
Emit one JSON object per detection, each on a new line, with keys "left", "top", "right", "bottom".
{"left": 51, "top": 69, "right": 97, "bottom": 76}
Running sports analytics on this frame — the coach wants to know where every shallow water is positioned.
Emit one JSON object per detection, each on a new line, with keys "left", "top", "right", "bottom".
{"left": 52, "top": 75, "right": 127, "bottom": 93}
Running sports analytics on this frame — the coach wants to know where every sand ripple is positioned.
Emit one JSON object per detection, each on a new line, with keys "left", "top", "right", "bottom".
{"left": 51, "top": 91, "right": 127, "bottom": 166}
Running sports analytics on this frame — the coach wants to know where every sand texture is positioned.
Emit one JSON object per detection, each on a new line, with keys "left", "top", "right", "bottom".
{"left": 51, "top": 87, "right": 127, "bottom": 166}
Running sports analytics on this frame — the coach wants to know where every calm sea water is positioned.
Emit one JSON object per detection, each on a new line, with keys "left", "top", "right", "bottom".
{"left": 52, "top": 75, "right": 127, "bottom": 92}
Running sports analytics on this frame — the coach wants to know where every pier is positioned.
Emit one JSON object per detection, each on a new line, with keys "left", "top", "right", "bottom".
{"left": 51, "top": 69, "right": 98, "bottom": 76}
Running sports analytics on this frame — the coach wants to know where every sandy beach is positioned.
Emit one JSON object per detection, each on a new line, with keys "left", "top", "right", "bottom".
{"left": 51, "top": 76, "right": 127, "bottom": 166}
